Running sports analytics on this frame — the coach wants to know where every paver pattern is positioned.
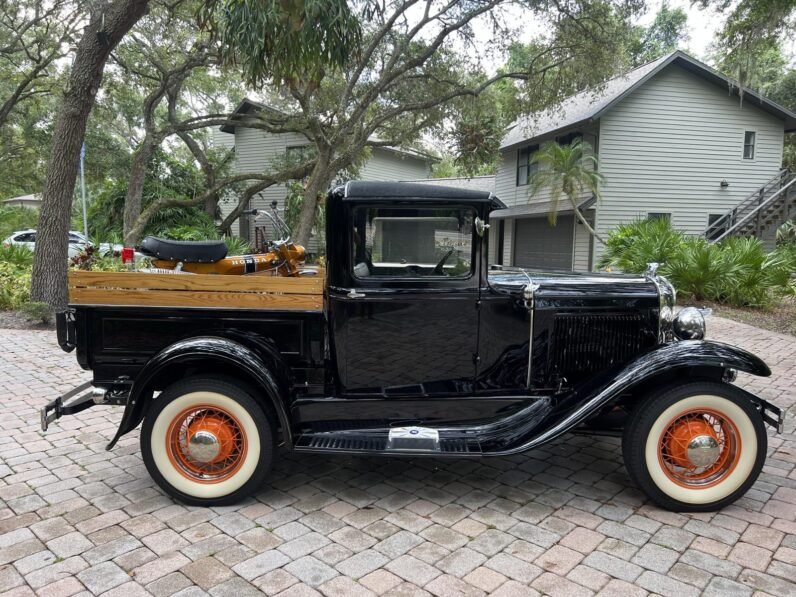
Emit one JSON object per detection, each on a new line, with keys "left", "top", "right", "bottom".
{"left": 0, "top": 316, "right": 795, "bottom": 597}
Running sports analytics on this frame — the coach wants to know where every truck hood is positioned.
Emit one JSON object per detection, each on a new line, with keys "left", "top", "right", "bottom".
{"left": 487, "top": 267, "right": 659, "bottom": 299}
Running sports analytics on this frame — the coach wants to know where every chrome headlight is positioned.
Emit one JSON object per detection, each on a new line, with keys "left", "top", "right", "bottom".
{"left": 656, "top": 275, "right": 676, "bottom": 342}
{"left": 673, "top": 307, "right": 706, "bottom": 340}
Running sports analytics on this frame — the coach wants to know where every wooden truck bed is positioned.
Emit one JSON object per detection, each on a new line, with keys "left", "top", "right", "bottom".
{"left": 68, "top": 270, "right": 324, "bottom": 311}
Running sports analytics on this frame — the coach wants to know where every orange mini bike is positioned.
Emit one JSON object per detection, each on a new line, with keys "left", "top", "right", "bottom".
{"left": 138, "top": 203, "right": 314, "bottom": 277}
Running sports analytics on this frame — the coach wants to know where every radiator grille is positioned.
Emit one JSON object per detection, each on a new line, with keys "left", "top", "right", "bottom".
{"left": 551, "top": 312, "right": 653, "bottom": 380}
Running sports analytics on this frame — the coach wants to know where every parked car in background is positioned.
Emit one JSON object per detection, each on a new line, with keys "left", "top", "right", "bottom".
{"left": 2, "top": 229, "right": 122, "bottom": 258}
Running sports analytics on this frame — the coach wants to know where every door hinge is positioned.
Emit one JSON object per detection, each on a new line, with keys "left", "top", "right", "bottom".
{"left": 475, "top": 300, "right": 481, "bottom": 311}
{"left": 472, "top": 353, "right": 481, "bottom": 364}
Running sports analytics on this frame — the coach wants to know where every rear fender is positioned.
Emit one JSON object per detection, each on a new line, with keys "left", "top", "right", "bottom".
{"left": 495, "top": 340, "right": 770, "bottom": 455}
{"left": 106, "top": 336, "right": 291, "bottom": 450}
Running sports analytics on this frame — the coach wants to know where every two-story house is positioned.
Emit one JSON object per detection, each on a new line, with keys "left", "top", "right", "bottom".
{"left": 215, "top": 99, "right": 435, "bottom": 244}
{"left": 491, "top": 51, "right": 796, "bottom": 270}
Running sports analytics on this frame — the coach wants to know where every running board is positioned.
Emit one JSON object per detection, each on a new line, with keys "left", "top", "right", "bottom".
{"left": 294, "top": 426, "right": 482, "bottom": 456}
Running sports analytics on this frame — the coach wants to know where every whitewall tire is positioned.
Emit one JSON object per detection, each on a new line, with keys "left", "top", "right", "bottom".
{"left": 622, "top": 381, "right": 766, "bottom": 512}
{"left": 141, "top": 376, "right": 274, "bottom": 506}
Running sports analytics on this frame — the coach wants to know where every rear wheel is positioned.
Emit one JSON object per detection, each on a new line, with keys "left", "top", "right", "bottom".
{"left": 141, "top": 376, "right": 274, "bottom": 506}
{"left": 622, "top": 381, "right": 766, "bottom": 512}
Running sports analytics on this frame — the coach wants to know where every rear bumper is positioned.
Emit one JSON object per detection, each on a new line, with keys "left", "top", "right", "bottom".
{"left": 41, "top": 381, "right": 95, "bottom": 432}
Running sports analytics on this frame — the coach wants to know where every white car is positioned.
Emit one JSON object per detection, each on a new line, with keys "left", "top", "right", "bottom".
{"left": 3, "top": 229, "right": 92, "bottom": 258}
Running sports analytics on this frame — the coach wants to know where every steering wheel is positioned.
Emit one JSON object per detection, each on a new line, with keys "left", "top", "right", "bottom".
{"left": 432, "top": 248, "right": 455, "bottom": 275}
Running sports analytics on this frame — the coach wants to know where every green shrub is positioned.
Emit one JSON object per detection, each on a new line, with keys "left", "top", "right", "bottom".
{"left": 161, "top": 217, "right": 218, "bottom": 241}
{"left": 777, "top": 220, "right": 796, "bottom": 246}
{"left": 601, "top": 219, "right": 796, "bottom": 308}
{"left": 224, "top": 236, "right": 251, "bottom": 256}
{"left": 663, "top": 237, "right": 794, "bottom": 307}
{"left": 663, "top": 238, "right": 737, "bottom": 303}
{"left": 0, "top": 243, "right": 34, "bottom": 268}
{"left": 18, "top": 301, "right": 52, "bottom": 324}
{"left": 0, "top": 262, "right": 31, "bottom": 309}
{"left": 598, "top": 218, "right": 684, "bottom": 273}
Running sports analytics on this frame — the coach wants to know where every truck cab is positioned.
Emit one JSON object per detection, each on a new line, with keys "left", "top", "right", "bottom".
{"left": 44, "top": 181, "right": 783, "bottom": 511}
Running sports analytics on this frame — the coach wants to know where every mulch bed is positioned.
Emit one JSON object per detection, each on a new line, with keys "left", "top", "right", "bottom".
{"left": 0, "top": 310, "right": 55, "bottom": 330}
{"left": 702, "top": 298, "right": 796, "bottom": 337}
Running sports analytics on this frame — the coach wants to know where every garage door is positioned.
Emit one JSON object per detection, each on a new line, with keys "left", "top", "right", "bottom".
{"left": 513, "top": 215, "right": 574, "bottom": 269}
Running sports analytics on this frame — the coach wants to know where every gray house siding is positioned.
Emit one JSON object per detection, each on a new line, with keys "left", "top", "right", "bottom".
{"left": 573, "top": 212, "right": 595, "bottom": 271}
{"left": 216, "top": 127, "right": 431, "bottom": 246}
{"left": 595, "top": 64, "right": 785, "bottom": 264}
{"left": 494, "top": 60, "right": 787, "bottom": 271}
{"left": 494, "top": 126, "right": 598, "bottom": 270}
{"left": 359, "top": 149, "right": 430, "bottom": 181}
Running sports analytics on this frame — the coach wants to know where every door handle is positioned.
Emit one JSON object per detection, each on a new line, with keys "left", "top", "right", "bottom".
{"left": 347, "top": 289, "right": 366, "bottom": 299}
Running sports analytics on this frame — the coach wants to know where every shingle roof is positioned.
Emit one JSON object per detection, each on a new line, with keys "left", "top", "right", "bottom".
{"left": 500, "top": 51, "right": 796, "bottom": 150}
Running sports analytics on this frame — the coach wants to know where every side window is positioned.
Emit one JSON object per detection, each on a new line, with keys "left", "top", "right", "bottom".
{"left": 516, "top": 145, "right": 538, "bottom": 186}
{"left": 352, "top": 207, "right": 474, "bottom": 279}
{"left": 14, "top": 232, "right": 35, "bottom": 242}
{"left": 743, "top": 131, "right": 755, "bottom": 160}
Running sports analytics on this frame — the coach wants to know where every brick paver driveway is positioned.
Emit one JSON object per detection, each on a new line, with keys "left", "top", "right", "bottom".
{"left": 1, "top": 317, "right": 795, "bottom": 597}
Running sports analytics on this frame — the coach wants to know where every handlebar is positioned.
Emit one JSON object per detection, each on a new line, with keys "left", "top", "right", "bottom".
{"left": 241, "top": 203, "right": 292, "bottom": 242}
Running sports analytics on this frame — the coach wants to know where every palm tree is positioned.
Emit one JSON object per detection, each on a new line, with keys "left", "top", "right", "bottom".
{"left": 529, "top": 138, "right": 606, "bottom": 245}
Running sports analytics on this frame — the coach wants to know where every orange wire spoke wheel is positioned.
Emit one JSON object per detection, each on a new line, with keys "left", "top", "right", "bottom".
{"left": 166, "top": 405, "right": 248, "bottom": 483}
{"left": 657, "top": 408, "right": 741, "bottom": 488}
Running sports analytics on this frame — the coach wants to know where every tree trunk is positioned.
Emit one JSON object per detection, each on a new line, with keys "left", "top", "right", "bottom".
{"left": 123, "top": 135, "right": 159, "bottom": 245}
{"left": 31, "top": 0, "right": 150, "bottom": 309}
{"left": 293, "top": 154, "right": 332, "bottom": 246}
{"left": 569, "top": 195, "right": 605, "bottom": 245}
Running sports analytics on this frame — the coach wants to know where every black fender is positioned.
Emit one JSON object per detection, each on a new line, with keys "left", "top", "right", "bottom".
{"left": 106, "top": 336, "right": 292, "bottom": 450}
{"left": 494, "top": 340, "right": 769, "bottom": 455}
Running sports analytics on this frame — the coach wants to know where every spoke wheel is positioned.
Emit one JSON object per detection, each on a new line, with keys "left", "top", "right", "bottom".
{"left": 141, "top": 376, "right": 275, "bottom": 506}
{"left": 622, "top": 381, "right": 766, "bottom": 512}
{"left": 167, "top": 405, "right": 248, "bottom": 484}
{"left": 658, "top": 409, "right": 741, "bottom": 488}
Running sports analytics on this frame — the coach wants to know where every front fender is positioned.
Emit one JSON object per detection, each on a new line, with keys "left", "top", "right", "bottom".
{"left": 106, "top": 336, "right": 291, "bottom": 450}
{"left": 495, "top": 340, "right": 769, "bottom": 456}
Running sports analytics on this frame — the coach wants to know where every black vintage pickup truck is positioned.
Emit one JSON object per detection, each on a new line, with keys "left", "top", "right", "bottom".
{"left": 44, "top": 181, "right": 783, "bottom": 511}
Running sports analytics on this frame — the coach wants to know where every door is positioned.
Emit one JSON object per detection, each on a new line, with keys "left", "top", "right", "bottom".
{"left": 513, "top": 215, "right": 574, "bottom": 269}
{"left": 329, "top": 205, "right": 479, "bottom": 397}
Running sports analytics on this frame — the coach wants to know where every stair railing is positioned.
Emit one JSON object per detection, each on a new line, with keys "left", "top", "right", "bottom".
{"left": 704, "top": 169, "right": 790, "bottom": 241}
{"left": 712, "top": 174, "right": 796, "bottom": 243}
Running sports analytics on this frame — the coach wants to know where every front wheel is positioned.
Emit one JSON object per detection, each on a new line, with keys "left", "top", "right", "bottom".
{"left": 622, "top": 381, "right": 766, "bottom": 512}
{"left": 141, "top": 376, "right": 274, "bottom": 506}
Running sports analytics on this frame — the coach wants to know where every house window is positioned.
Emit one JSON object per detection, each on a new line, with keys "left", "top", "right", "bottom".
{"left": 555, "top": 132, "right": 582, "bottom": 146}
{"left": 286, "top": 145, "right": 313, "bottom": 162}
{"left": 743, "top": 131, "right": 756, "bottom": 159}
{"left": 516, "top": 145, "right": 538, "bottom": 186}
{"left": 648, "top": 212, "right": 671, "bottom": 221}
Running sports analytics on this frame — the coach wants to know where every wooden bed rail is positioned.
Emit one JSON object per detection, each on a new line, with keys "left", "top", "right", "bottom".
{"left": 68, "top": 270, "right": 324, "bottom": 311}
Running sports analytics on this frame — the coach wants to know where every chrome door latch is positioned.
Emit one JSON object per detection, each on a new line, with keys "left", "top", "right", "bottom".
{"left": 347, "top": 289, "right": 366, "bottom": 299}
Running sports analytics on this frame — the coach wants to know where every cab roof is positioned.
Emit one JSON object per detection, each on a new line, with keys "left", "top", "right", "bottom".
{"left": 336, "top": 181, "right": 506, "bottom": 209}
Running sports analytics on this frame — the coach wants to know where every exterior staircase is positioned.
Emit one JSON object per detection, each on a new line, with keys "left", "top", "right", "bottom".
{"left": 703, "top": 169, "right": 796, "bottom": 249}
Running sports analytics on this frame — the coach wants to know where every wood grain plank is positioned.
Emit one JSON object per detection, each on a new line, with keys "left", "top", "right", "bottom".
{"left": 70, "top": 287, "right": 323, "bottom": 311}
{"left": 68, "top": 270, "right": 324, "bottom": 294}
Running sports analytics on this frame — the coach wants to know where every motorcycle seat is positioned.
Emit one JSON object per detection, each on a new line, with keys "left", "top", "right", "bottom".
{"left": 139, "top": 236, "right": 228, "bottom": 263}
